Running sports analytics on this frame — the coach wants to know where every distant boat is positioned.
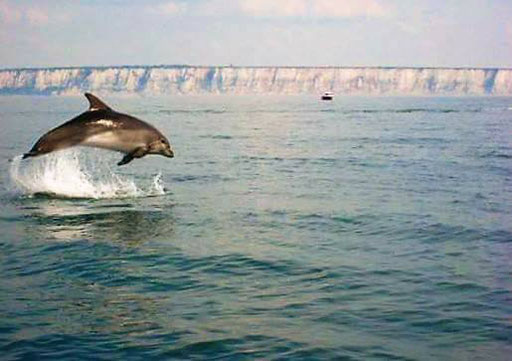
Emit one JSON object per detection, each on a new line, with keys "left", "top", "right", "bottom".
{"left": 321, "top": 91, "right": 334, "bottom": 100}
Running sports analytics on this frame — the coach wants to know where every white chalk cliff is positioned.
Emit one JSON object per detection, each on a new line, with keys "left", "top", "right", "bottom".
{"left": 0, "top": 66, "right": 511, "bottom": 95}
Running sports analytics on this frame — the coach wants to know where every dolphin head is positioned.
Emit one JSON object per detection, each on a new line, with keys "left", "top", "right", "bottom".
{"left": 150, "top": 137, "right": 174, "bottom": 158}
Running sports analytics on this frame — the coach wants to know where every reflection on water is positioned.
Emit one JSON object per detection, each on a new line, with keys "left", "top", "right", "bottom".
{"left": 49, "top": 283, "right": 165, "bottom": 341}
{"left": 13, "top": 195, "right": 176, "bottom": 245}
{"left": 3, "top": 193, "right": 180, "bottom": 347}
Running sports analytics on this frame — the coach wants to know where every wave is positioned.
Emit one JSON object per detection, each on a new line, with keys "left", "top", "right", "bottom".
{"left": 155, "top": 107, "right": 485, "bottom": 116}
{"left": 9, "top": 150, "right": 165, "bottom": 199}
{"left": 479, "top": 150, "right": 512, "bottom": 159}
{"left": 353, "top": 108, "right": 469, "bottom": 114}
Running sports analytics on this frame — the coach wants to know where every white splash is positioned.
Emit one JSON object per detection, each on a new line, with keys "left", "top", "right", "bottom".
{"left": 9, "top": 149, "right": 166, "bottom": 199}
{"left": 152, "top": 172, "right": 165, "bottom": 195}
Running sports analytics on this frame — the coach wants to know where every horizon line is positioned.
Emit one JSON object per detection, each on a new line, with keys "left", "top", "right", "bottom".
{"left": 2, "top": 64, "right": 512, "bottom": 72}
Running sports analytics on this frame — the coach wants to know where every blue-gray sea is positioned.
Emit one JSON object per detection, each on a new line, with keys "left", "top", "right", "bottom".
{"left": 0, "top": 95, "right": 511, "bottom": 360}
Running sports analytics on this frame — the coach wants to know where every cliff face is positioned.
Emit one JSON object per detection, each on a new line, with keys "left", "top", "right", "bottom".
{"left": 1, "top": 66, "right": 511, "bottom": 95}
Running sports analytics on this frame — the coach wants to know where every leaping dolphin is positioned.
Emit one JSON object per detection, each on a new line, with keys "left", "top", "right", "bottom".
{"left": 22, "top": 93, "right": 174, "bottom": 165}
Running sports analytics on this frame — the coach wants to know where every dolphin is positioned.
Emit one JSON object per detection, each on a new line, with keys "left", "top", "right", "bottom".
{"left": 22, "top": 93, "right": 174, "bottom": 165}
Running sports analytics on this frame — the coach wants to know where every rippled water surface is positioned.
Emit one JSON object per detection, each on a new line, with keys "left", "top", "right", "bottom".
{"left": 1, "top": 95, "right": 511, "bottom": 360}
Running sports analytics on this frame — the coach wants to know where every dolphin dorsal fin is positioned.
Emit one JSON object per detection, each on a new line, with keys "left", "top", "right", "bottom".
{"left": 85, "top": 93, "right": 112, "bottom": 111}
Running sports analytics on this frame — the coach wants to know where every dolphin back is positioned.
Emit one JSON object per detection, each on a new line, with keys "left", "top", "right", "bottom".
{"left": 23, "top": 115, "right": 92, "bottom": 158}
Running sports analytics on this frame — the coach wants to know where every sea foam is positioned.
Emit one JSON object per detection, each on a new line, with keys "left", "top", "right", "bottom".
{"left": 9, "top": 149, "right": 165, "bottom": 199}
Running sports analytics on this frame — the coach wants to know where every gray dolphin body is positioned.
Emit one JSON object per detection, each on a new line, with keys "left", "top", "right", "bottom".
{"left": 23, "top": 93, "right": 174, "bottom": 165}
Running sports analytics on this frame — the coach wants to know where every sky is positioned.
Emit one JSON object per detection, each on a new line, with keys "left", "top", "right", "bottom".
{"left": 0, "top": 0, "right": 511, "bottom": 69}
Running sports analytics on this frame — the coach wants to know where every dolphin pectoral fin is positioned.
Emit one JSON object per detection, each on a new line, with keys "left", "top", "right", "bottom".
{"left": 118, "top": 153, "right": 134, "bottom": 166}
{"left": 117, "top": 147, "right": 147, "bottom": 166}
{"left": 22, "top": 151, "right": 41, "bottom": 159}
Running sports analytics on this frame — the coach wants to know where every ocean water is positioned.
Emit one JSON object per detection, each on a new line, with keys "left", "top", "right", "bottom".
{"left": 0, "top": 95, "right": 511, "bottom": 360}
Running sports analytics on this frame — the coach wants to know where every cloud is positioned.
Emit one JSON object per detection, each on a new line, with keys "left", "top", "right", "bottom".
{"left": 239, "top": 0, "right": 388, "bottom": 18}
{"left": 25, "top": 7, "right": 49, "bottom": 26}
{"left": 0, "top": 0, "right": 22, "bottom": 24}
{"left": 192, "top": 0, "right": 241, "bottom": 16}
{"left": 505, "top": 23, "right": 512, "bottom": 48}
{"left": 311, "top": 0, "right": 386, "bottom": 18}
{"left": 147, "top": 1, "right": 187, "bottom": 16}
{"left": 0, "top": 0, "right": 69, "bottom": 26}
{"left": 143, "top": 0, "right": 389, "bottom": 19}
{"left": 240, "top": 0, "right": 308, "bottom": 17}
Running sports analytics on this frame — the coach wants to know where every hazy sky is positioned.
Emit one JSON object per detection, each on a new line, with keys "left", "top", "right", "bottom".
{"left": 1, "top": 0, "right": 511, "bottom": 68}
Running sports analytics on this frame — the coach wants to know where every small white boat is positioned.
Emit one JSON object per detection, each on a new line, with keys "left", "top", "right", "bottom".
{"left": 321, "top": 91, "right": 334, "bottom": 101}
